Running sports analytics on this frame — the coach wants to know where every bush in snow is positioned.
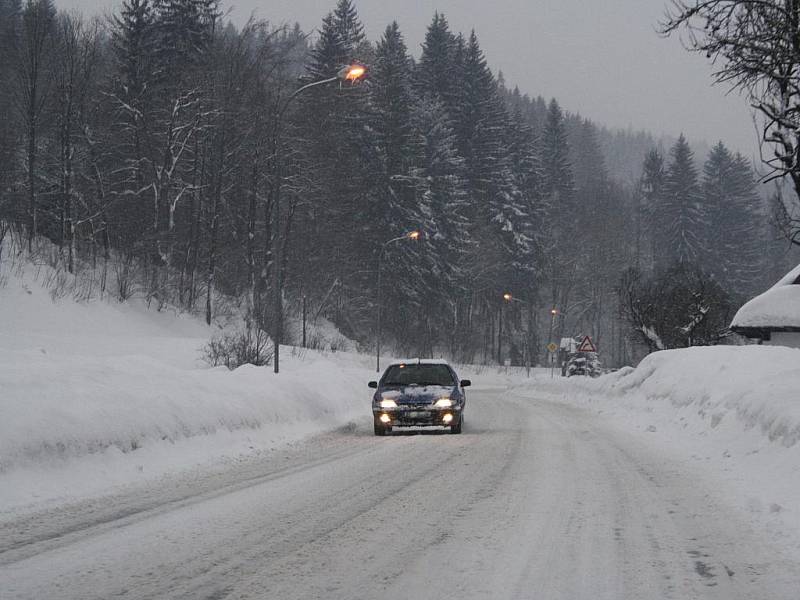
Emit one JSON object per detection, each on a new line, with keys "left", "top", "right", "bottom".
{"left": 618, "top": 262, "right": 734, "bottom": 352}
{"left": 202, "top": 326, "right": 273, "bottom": 370}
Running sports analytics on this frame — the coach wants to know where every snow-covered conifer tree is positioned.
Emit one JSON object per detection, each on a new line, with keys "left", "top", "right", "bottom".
{"left": 659, "top": 134, "right": 704, "bottom": 268}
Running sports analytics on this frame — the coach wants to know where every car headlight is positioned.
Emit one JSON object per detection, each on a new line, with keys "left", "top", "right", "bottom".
{"left": 379, "top": 399, "right": 398, "bottom": 409}
{"left": 434, "top": 397, "right": 453, "bottom": 408}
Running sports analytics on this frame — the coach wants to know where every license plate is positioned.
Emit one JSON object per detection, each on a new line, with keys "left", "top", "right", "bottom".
{"left": 406, "top": 411, "right": 429, "bottom": 419}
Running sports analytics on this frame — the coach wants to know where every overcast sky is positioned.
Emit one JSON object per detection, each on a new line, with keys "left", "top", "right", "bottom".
{"left": 64, "top": 0, "right": 759, "bottom": 158}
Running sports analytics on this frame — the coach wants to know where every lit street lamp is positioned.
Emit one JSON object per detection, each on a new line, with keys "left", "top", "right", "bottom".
{"left": 499, "top": 293, "right": 512, "bottom": 365}
{"left": 549, "top": 308, "right": 559, "bottom": 378}
{"left": 271, "top": 64, "right": 366, "bottom": 374}
{"left": 501, "top": 292, "right": 533, "bottom": 377}
{"left": 376, "top": 230, "right": 421, "bottom": 372}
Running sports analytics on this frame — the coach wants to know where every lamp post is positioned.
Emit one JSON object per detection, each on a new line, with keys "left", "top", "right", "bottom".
{"left": 271, "top": 64, "right": 366, "bottom": 374}
{"left": 502, "top": 293, "right": 533, "bottom": 377}
{"left": 500, "top": 293, "right": 512, "bottom": 365}
{"left": 548, "top": 308, "right": 558, "bottom": 378}
{"left": 376, "top": 230, "right": 420, "bottom": 372}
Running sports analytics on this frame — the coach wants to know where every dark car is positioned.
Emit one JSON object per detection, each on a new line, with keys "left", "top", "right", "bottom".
{"left": 368, "top": 360, "right": 471, "bottom": 436}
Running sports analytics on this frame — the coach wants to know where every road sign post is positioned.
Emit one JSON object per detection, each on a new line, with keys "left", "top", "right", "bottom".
{"left": 547, "top": 342, "right": 558, "bottom": 378}
{"left": 577, "top": 336, "right": 597, "bottom": 353}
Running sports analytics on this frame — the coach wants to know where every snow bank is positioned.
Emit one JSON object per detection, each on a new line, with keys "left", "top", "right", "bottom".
{"left": 0, "top": 252, "right": 377, "bottom": 509}
{"left": 538, "top": 346, "right": 800, "bottom": 447}
{"left": 0, "top": 347, "right": 370, "bottom": 471}
{"left": 517, "top": 346, "right": 800, "bottom": 550}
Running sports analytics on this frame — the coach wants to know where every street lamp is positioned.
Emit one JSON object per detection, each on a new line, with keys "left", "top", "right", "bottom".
{"left": 376, "top": 230, "right": 421, "bottom": 372}
{"left": 501, "top": 292, "right": 533, "bottom": 377}
{"left": 499, "top": 293, "right": 512, "bottom": 365}
{"left": 271, "top": 64, "right": 366, "bottom": 374}
{"left": 549, "top": 308, "right": 559, "bottom": 378}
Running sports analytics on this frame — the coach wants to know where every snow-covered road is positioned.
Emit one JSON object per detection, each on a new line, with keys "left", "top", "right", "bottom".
{"left": 1, "top": 387, "right": 798, "bottom": 600}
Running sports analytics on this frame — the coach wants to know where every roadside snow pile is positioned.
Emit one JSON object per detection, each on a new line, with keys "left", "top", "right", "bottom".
{"left": 543, "top": 345, "right": 800, "bottom": 447}
{"left": 0, "top": 253, "right": 373, "bottom": 508}
{"left": 0, "top": 347, "right": 370, "bottom": 471}
{"left": 526, "top": 346, "right": 800, "bottom": 549}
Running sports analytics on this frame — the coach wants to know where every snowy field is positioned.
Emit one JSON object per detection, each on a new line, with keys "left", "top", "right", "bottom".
{"left": 1, "top": 250, "right": 800, "bottom": 573}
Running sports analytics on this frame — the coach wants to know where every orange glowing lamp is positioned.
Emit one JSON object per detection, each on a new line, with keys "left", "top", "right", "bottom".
{"left": 344, "top": 65, "right": 366, "bottom": 81}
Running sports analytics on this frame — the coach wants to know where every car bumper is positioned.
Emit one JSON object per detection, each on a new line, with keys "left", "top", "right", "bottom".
{"left": 372, "top": 406, "right": 463, "bottom": 427}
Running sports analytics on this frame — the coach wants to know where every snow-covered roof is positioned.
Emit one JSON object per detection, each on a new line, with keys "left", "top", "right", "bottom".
{"left": 731, "top": 263, "right": 800, "bottom": 330}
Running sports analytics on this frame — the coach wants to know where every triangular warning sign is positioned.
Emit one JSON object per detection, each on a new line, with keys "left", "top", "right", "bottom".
{"left": 577, "top": 335, "right": 597, "bottom": 353}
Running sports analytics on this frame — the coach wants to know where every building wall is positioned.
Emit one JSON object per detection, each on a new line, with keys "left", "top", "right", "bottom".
{"left": 766, "top": 332, "right": 800, "bottom": 349}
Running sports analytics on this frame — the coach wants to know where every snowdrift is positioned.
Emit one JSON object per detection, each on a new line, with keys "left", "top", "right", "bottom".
{"left": 536, "top": 346, "right": 800, "bottom": 448}
{"left": 0, "top": 250, "right": 376, "bottom": 508}
{"left": 0, "top": 346, "right": 371, "bottom": 472}
{"left": 521, "top": 346, "right": 800, "bottom": 547}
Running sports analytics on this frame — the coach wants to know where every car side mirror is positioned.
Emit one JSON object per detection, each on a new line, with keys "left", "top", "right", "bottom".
{"left": 460, "top": 379, "right": 471, "bottom": 388}
{"left": 368, "top": 381, "right": 378, "bottom": 389}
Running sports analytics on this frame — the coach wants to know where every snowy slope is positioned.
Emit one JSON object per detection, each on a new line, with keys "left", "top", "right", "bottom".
{"left": 0, "top": 258, "right": 375, "bottom": 510}
{"left": 0, "top": 252, "right": 516, "bottom": 512}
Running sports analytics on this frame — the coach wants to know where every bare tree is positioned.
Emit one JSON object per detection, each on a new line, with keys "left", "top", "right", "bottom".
{"left": 52, "top": 12, "right": 101, "bottom": 272}
{"left": 13, "top": 0, "right": 56, "bottom": 250}
{"left": 662, "top": 1, "right": 800, "bottom": 243}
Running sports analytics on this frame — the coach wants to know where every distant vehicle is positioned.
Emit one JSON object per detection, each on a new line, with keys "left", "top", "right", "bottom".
{"left": 368, "top": 360, "right": 471, "bottom": 436}
{"left": 566, "top": 350, "right": 602, "bottom": 378}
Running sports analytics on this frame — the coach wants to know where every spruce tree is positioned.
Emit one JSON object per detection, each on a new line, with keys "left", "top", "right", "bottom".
{"left": 640, "top": 148, "right": 665, "bottom": 271}
{"left": 295, "top": 2, "right": 375, "bottom": 337}
{"left": 306, "top": 13, "right": 339, "bottom": 80}
{"left": 152, "top": 0, "right": 218, "bottom": 77}
{"left": 367, "top": 21, "right": 424, "bottom": 330}
{"left": 332, "top": 0, "right": 366, "bottom": 64}
{"left": 660, "top": 134, "right": 704, "bottom": 268}
{"left": 409, "top": 94, "right": 470, "bottom": 280}
{"left": 540, "top": 99, "right": 574, "bottom": 204}
{"left": 416, "top": 13, "right": 456, "bottom": 109}
{"left": 458, "top": 30, "right": 532, "bottom": 289}
{"left": 702, "top": 143, "right": 763, "bottom": 295}
{"left": 728, "top": 152, "right": 764, "bottom": 294}
{"left": 370, "top": 21, "right": 413, "bottom": 178}
{"left": 538, "top": 98, "right": 576, "bottom": 327}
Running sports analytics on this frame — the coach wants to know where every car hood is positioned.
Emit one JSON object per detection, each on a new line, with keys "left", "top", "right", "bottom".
{"left": 378, "top": 385, "right": 455, "bottom": 405}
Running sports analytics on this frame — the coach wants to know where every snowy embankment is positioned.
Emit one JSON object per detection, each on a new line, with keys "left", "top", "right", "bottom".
{"left": 534, "top": 345, "right": 800, "bottom": 447}
{"left": 0, "top": 256, "right": 376, "bottom": 510}
{"left": 521, "top": 345, "right": 800, "bottom": 551}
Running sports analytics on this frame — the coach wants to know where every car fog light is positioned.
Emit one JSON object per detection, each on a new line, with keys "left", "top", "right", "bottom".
{"left": 442, "top": 413, "right": 453, "bottom": 424}
{"left": 380, "top": 414, "right": 391, "bottom": 424}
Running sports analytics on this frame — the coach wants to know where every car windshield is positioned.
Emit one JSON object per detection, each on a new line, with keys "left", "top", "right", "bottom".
{"left": 382, "top": 364, "right": 455, "bottom": 387}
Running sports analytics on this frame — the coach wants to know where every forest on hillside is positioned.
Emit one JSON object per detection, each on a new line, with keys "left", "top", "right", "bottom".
{"left": 0, "top": 0, "right": 797, "bottom": 367}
